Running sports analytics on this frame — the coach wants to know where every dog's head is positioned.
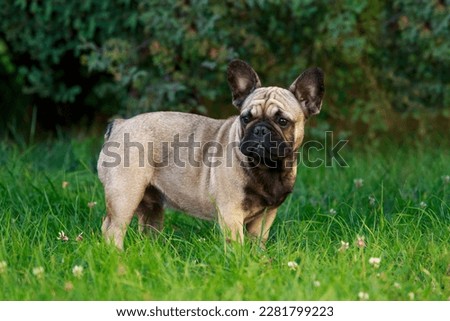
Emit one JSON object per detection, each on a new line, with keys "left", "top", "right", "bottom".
{"left": 227, "top": 59, "right": 324, "bottom": 168}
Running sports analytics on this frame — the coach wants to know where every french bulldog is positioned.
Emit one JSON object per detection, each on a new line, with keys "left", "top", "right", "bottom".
{"left": 97, "top": 59, "right": 324, "bottom": 249}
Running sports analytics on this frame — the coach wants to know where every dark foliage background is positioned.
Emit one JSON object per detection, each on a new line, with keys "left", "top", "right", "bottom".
{"left": 0, "top": 0, "right": 449, "bottom": 142}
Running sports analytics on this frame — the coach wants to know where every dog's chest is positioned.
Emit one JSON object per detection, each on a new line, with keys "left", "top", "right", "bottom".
{"left": 242, "top": 170, "right": 295, "bottom": 214}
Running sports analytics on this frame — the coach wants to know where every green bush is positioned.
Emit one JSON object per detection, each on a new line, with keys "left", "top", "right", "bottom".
{"left": 0, "top": 0, "right": 449, "bottom": 138}
{"left": 382, "top": 0, "right": 450, "bottom": 114}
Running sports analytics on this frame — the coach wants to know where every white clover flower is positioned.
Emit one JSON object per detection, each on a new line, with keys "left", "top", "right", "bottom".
{"left": 0, "top": 261, "right": 7, "bottom": 273}
{"left": 329, "top": 208, "right": 337, "bottom": 215}
{"left": 356, "top": 235, "right": 366, "bottom": 248}
{"left": 32, "top": 266, "right": 44, "bottom": 279}
{"left": 393, "top": 282, "right": 401, "bottom": 289}
{"left": 408, "top": 292, "right": 415, "bottom": 300}
{"left": 87, "top": 201, "right": 97, "bottom": 209}
{"left": 419, "top": 201, "right": 427, "bottom": 209}
{"left": 338, "top": 241, "right": 349, "bottom": 252}
{"left": 368, "top": 257, "right": 381, "bottom": 268}
{"left": 57, "top": 231, "right": 69, "bottom": 241}
{"left": 369, "top": 196, "right": 376, "bottom": 206}
{"left": 442, "top": 175, "right": 450, "bottom": 184}
{"left": 72, "top": 265, "right": 84, "bottom": 278}
{"left": 354, "top": 178, "right": 364, "bottom": 188}
{"left": 64, "top": 281, "right": 74, "bottom": 292}
{"left": 287, "top": 261, "right": 298, "bottom": 271}
{"left": 358, "top": 291, "right": 369, "bottom": 300}
{"left": 313, "top": 280, "right": 321, "bottom": 287}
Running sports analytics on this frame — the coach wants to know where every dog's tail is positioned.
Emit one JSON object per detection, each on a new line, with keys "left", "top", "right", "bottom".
{"left": 104, "top": 119, "right": 124, "bottom": 140}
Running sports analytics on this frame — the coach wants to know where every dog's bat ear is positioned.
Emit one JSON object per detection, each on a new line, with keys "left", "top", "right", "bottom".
{"left": 289, "top": 67, "right": 324, "bottom": 118}
{"left": 227, "top": 59, "right": 261, "bottom": 109}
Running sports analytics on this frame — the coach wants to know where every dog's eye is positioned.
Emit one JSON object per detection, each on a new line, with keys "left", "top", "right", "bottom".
{"left": 278, "top": 117, "right": 288, "bottom": 127}
{"left": 241, "top": 115, "right": 251, "bottom": 125}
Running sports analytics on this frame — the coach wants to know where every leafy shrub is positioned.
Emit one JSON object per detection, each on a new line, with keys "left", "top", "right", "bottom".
{"left": 0, "top": 0, "right": 448, "bottom": 138}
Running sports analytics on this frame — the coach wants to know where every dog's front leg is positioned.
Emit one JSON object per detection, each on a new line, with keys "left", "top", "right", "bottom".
{"left": 217, "top": 206, "right": 244, "bottom": 244}
{"left": 246, "top": 208, "right": 277, "bottom": 248}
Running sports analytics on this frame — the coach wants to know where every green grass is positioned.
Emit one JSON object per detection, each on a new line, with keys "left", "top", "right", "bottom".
{"left": 0, "top": 138, "right": 448, "bottom": 300}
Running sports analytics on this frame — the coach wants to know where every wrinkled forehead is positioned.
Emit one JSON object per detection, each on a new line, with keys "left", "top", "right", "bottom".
{"left": 241, "top": 87, "right": 303, "bottom": 120}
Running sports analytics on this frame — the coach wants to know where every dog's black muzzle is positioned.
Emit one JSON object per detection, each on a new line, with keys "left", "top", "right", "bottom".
{"left": 240, "top": 123, "right": 293, "bottom": 167}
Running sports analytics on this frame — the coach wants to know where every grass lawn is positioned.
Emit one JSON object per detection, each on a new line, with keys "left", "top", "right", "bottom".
{"left": 0, "top": 137, "right": 448, "bottom": 300}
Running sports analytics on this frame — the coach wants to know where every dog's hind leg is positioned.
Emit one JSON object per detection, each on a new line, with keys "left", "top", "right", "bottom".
{"left": 136, "top": 185, "right": 164, "bottom": 235}
{"left": 101, "top": 172, "right": 147, "bottom": 250}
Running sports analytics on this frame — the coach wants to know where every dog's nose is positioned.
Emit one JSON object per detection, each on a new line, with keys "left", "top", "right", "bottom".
{"left": 253, "top": 125, "right": 269, "bottom": 137}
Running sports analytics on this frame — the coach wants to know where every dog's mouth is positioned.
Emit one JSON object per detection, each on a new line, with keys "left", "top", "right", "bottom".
{"left": 240, "top": 135, "right": 293, "bottom": 166}
{"left": 239, "top": 121, "right": 294, "bottom": 167}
